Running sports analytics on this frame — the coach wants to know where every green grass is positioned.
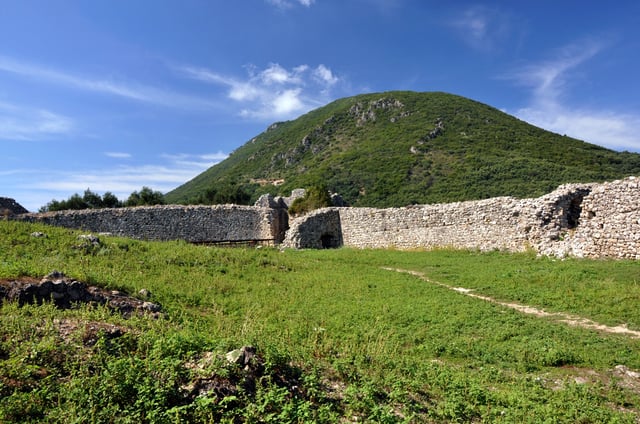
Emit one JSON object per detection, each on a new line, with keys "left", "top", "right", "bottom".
{"left": 1, "top": 220, "right": 640, "bottom": 422}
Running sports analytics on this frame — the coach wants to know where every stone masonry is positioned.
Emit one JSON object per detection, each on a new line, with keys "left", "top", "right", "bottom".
{"left": 9, "top": 176, "right": 640, "bottom": 259}
{"left": 0, "top": 197, "right": 29, "bottom": 216}
{"left": 18, "top": 204, "right": 287, "bottom": 244}
{"left": 551, "top": 177, "right": 640, "bottom": 259}
{"left": 284, "top": 177, "right": 640, "bottom": 260}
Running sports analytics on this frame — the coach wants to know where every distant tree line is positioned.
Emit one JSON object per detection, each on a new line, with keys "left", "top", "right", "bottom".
{"left": 40, "top": 187, "right": 165, "bottom": 212}
{"left": 192, "top": 182, "right": 252, "bottom": 205}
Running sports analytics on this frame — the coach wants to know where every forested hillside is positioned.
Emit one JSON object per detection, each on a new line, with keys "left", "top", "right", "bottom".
{"left": 166, "top": 91, "right": 640, "bottom": 207}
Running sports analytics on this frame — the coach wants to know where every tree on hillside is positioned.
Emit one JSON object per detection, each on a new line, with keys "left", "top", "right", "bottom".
{"left": 196, "top": 183, "right": 251, "bottom": 205}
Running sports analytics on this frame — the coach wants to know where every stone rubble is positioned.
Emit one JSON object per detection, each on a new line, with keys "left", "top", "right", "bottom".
{"left": 0, "top": 271, "right": 163, "bottom": 318}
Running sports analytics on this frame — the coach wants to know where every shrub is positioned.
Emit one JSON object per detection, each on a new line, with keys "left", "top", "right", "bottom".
{"left": 288, "top": 185, "right": 332, "bottom": 216}
{"left": 124, "top": 187, "right": 165, "bottom": 207}
{"left": 40, "top": 189, "right": 124, "bottom": 212}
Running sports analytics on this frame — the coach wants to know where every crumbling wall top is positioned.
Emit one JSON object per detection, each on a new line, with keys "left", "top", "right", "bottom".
{"left": 0, "top": 197, "right": 29, "bottom": 216}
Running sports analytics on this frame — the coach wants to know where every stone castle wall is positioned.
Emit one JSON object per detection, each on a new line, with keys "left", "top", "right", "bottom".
{"left": 10, "top": 177, "right": 640, "bottom": 259}
{"left": 551, "top": 178, "right": 640, "bottom": 259}
{"left": 284, "top": 177, "right": 640, "bottom": 260}
{"left": 18, "top": 204, "right": 286, "bottom": 244}
{"left": 0, "top": 197, "right": 29, "bottom": 216}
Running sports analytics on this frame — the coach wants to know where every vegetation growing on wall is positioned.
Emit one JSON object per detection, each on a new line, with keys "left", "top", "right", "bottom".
{"left": 165, "top": 91, "right": 640, "bottom": 208}
{"left": 288, "top": 185, "right": 332, "bottom": 216}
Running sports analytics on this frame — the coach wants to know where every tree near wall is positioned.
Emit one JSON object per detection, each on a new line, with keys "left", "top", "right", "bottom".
{"left": 39, "top": 187, "right": 164, "bottom": 212}
{"left": 125, "top": 187, "right": 165, "bottom": 207}
{"left": 40, "top": 189, "right": 123, "bottom": 212}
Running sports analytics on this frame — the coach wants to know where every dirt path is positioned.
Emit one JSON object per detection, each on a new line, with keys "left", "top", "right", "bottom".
{"left": 383, "top": 267, "right": 640, "bottom": 339}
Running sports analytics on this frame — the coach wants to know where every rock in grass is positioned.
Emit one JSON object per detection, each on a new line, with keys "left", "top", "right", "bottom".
{"left": 46, "top": 270, "right": 65, "bottom": 280}
{"left": 226, "top": 346, "right": 257, "bottom": 368}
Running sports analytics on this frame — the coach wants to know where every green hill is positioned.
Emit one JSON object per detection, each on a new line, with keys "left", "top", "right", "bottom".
{"left": 165, "top": 91, "right": 640, "bottom": 207}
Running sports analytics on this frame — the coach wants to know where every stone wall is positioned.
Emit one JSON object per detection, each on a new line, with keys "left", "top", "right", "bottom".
{"left": 0, "top": 197, "right": 29, "bottom": 216}
{"left": 284, "top": 177, "right": 640, "bottom": 260}
{"left": 552, "top": 178, "right": 640, "bottom": 260}
{"left": 18, "top": 204, "right": 286, "bottom": 244}
{"left": 283, "top": 208, "right": 343, "bottom": 249}
{"left": 334, "top": 197, "right": 529, "bottom": 251}
{"left": 11, "top": 177, "right": 640, "bottom": 260}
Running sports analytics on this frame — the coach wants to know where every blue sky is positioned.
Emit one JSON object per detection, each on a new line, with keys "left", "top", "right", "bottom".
{"left": 2, "top": 1, "right": 640, "bottom": 211}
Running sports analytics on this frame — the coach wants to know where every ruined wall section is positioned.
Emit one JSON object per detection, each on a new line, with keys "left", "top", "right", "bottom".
{"left": 12, "top": 177, "right": 640, "bottom": 259}
{"left": 285, "top": 177, "right": 640, "bottom": 260}
{"left": 335, "top": 197, "right": 530, "bottom": 251}
{"left": 0, "top": 197, "right": 29, "bottom": 216}
{"left": 558, "top": 178, "right": 640, "bottom": 259}
{"left": 18, "top": 205, "right": 282, "bottom": 243}
{"left": 520, "top": 183, "right": 594, "bottom": 257}
{"left": 282, "top": 208, "right": 343, "bottom": 249}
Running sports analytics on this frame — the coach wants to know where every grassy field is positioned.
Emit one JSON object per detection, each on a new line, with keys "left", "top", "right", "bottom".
{"left": 1, "top": 220, "right": 640, "bottom": 422}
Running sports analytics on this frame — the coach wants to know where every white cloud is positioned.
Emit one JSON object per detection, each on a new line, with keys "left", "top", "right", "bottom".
{"left": 160, "top": 152, "right": 229, "bottom": 169}
{"left": 273, "top": 89, "right": 305, "bottom": 116}
{"left": 517, "top": 106, "right": 640, "bottom": 152}
{"left": 228, "top": 83, "right": 260, "bottom": 102}
{"left": 0, "top": 55, "right": 220, "bottom": 111}
{"left": 451, "top": 6, "right": 514, "bottom": 52}
{"left": 178, "top": 62, "right": 342, "bottom": 121}
{"left": 260, "top": 63, "right": 299, "bottom": 85}
{"left": 505, "top": 39, "right": 640, "bottom": 151}
{"left": 267, "top": 0, "right": 315, "bottom": 8}
{"left": 179, "top": 66, "right": 260, "bottom": 102}
{"left": 267, "top": 0, "right": 289, "bottom": 7}
{"left": 313, "top": 64, "right": 338, "bottom": 86}
{"left": 508, "top": 41, "right": 604, "bottom": 105}
{"left": 104, "top": 152, "right": 132, "bottom": 159}
{"left": 459, "top": 9, "right": 487, "bottom": 40}
{"left": 200, "top": 152, "right": 230, "bottom": 161}
{"left": 0, "top": 101, "right": 73, "bottom": 141}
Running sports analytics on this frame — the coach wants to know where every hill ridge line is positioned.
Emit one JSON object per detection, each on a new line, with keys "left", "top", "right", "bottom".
{"left": 166, "top": 91, "right": 640, "bottom": 207}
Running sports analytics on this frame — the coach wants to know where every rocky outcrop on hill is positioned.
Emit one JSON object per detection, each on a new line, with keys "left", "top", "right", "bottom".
{"left": 349, "top": 97, "right": 406, "bottom": 125}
